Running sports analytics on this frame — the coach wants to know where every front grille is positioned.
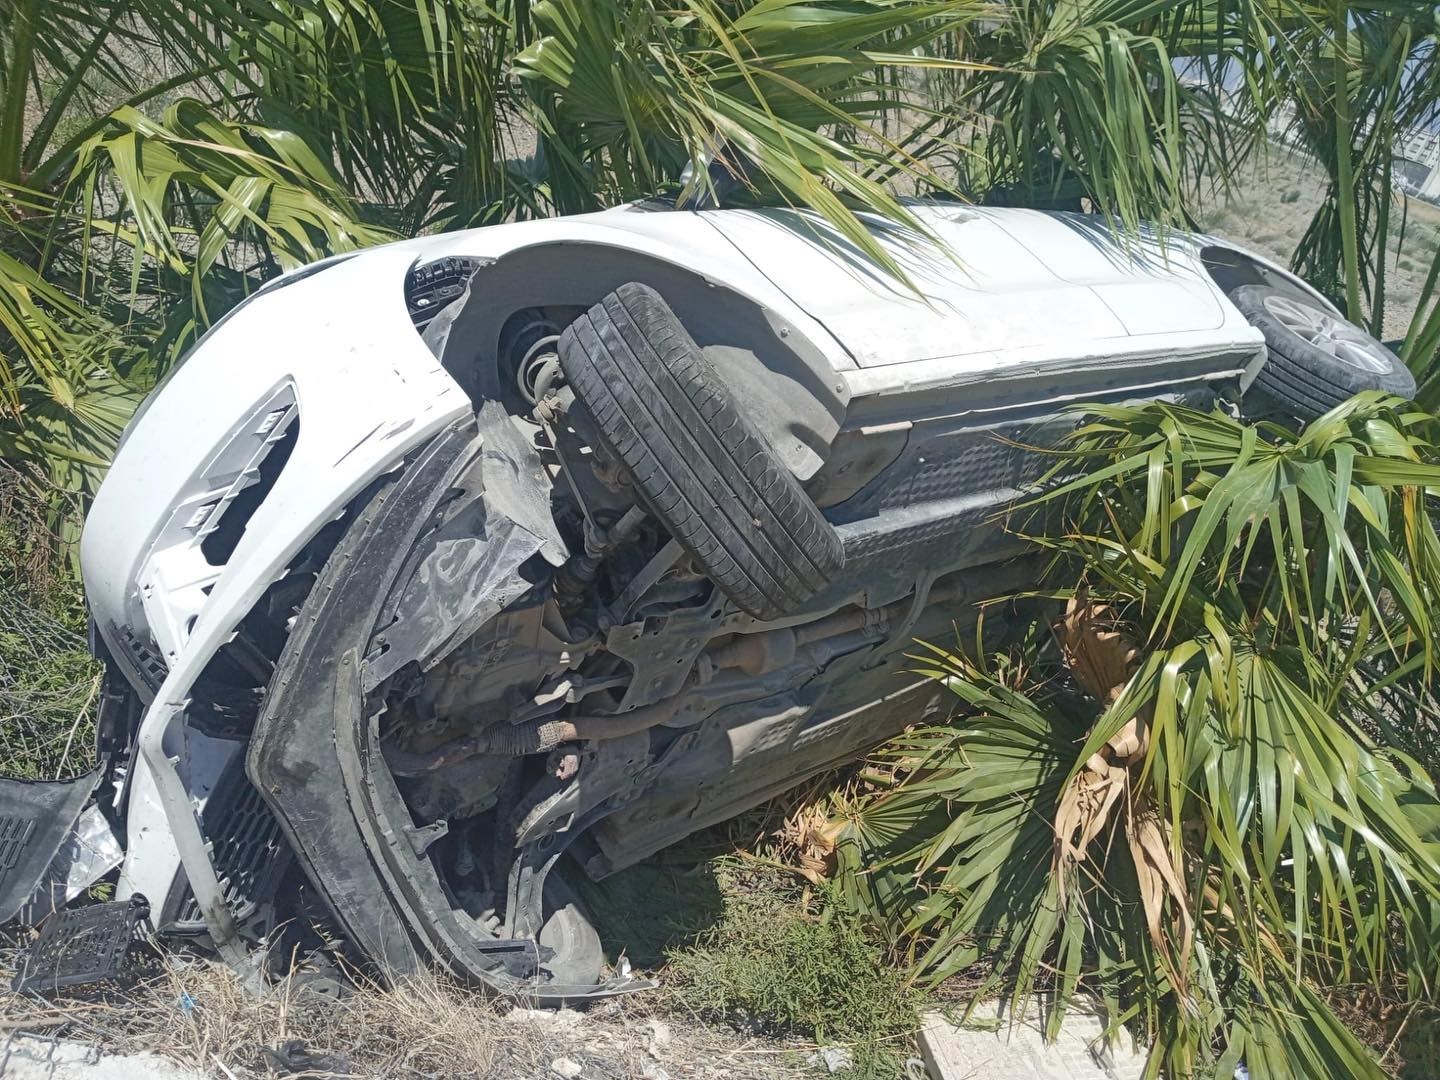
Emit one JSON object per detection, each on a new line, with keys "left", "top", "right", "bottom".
{"left": 199, "top": 411, "right": 300, "bottom": 567}
{"left": 114, "top": 624, "right": 168, "bottom": 697}
{"left": 0, "top": 815, "right": 37, "bottom": 894}
{"left": 161, "top": 761, "right": 289, "bottom": 936}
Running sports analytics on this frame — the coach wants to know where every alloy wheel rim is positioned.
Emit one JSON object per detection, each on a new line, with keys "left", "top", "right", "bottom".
{"left": 1262, "top": 294, "right": 1393, "bottom": 375}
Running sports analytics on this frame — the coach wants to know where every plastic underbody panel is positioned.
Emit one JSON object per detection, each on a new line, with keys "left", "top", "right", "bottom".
{"left": 235, "top": 372, "right": 1230, "bottom": 1000}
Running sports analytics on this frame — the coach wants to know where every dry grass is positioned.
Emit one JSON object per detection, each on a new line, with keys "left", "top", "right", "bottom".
{"left": 4, "top": 962, "right": 510, "bottom": 1077}
{"left": 0, "top": 951, "right": 810, "bottom": 1079}
{"left": 0, "top": 466, "right": 101, "bottom": 781}
{"left": 123, "top": 965, "right": 509, "bottom": 1077}
{"left": 1322, "top": 985, "right": 1440, "bottom": 1080}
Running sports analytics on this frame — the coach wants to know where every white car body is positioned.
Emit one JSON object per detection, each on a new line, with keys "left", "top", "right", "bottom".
{"left": 80, "top": 200, "right": 1317, "bottom": 951}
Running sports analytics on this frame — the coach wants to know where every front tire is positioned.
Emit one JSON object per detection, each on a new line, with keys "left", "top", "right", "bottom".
{"left": 1232, "top": 284, "right": 1415, "bottom": 420}
{"left": 558, "top": 282, "right": 843, "bottom": 621}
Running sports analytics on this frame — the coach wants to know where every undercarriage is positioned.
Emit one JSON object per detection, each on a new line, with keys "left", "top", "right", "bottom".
{"left": 239, "top": 313, "right": 1051, "bottom": 998}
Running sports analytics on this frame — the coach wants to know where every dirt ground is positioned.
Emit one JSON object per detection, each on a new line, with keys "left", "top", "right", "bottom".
{"left": 1193, "top": 144, "right": 1440, "bottom": 342}
{"left": 0, "top": 958, "right": 813, "bottom": 1080}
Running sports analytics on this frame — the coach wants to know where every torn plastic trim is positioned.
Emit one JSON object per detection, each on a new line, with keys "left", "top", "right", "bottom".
{"left": 340, "top": 406, "right": 643, "bottom": 995}
{"left": 127, "top": 433, "right": 462, "bottom": 977}
{"left": 20, "top": 805, "right": 124, "bottom": 926}
{"left": 137, "top": 383, "right": 301, "bottom": 667}
{"left": 0, "top": 770, "right": 103, "bottom": 923}
{"left": 361, "top": 401, "right": 567, "bottom": 694}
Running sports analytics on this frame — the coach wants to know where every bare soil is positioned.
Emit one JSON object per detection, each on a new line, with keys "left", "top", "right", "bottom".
{"left": 1194, "top": 144, "right": 1440, "bottom": 342}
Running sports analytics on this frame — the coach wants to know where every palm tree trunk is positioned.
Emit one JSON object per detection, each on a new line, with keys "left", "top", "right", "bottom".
{"left": 1332, "top": 3, "right": 1362, "bottom": 320}
{"left": 0, "top": 0, "right": 39, "bottom": 183}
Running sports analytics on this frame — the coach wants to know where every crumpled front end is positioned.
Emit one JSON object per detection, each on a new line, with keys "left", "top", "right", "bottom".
{"left": 76, "top": 246, "right": 471, "bottom": 933}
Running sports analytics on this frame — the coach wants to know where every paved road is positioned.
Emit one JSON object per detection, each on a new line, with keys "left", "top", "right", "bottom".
{"left": 920, "top": 999, "right": 1149, "bottom": 1080}
{"left": 0, "top": 1035, "right": 201, "bottom": 1080}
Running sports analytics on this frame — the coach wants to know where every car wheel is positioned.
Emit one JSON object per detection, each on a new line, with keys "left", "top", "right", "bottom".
{"left": 1232, "top": 284, "right": 1415, "bottom": 420}
{"left": 557, "top": 282, "right": 843, "bottom": 620}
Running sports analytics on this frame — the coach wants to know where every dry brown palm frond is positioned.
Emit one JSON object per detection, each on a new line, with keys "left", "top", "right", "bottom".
{"left": 1051, "top": 594, "right": 1193, "bottom": 990}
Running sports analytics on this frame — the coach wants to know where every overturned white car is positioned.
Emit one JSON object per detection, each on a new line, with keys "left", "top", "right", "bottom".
{"left": 1, "top": 201, "right": 1413, "bottom": 999}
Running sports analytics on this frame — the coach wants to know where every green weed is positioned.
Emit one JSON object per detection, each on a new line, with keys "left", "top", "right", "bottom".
{"left": 664, "top": 861, "right": 921, "bottom": 1079}
{"left": 0, "top": 471, "right": 98, "bottom": 779}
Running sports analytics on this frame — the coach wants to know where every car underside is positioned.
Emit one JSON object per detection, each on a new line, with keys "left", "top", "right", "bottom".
{"left": 1, "top": 201, "right": 1414, "bottom": 1000}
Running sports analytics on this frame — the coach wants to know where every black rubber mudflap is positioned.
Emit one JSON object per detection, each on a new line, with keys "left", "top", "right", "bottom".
{"left": 0, "top": 770, "right": 101, "bottom": 923}
{"left": 11, "top": 897, "right": 150, "bottom": 994}
{"left": 247, "top": 421, "right": 479, "bottom": 980}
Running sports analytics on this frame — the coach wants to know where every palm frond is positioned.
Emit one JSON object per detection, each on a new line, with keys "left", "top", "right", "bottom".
{"left": 516, "top": 0, "right": 992, "bottom": 281}
{"left": 1, "top": 99, "right": 390, "bottom": 495}
{"left": 958, "top": 0, "right": 1282, "bottom": 230}
{"left": 839, "top": 397, "right": 1440, "bottom": 1076}
{"left": 1404, "top": 238, "right": 1440, "bottom": 405}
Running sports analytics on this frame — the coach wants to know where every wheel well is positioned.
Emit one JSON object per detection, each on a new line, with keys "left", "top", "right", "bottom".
{"left": 1200, "top": 245, "right": 1332, "bottom": 309}
{"left": 427, "top": 242, "right": 848, "bottom": 480}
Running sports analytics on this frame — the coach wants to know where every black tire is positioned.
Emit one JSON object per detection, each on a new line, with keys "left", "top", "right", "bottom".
{"left": 1232, "top": 283, "right": 1415, "bottom": 420}
{"left": 558, "top": 282, "right": 843, "bottom": 620}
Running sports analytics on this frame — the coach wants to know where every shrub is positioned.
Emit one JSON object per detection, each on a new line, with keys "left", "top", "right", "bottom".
{"left": 838, "top": 396, "right": 1440, "bottom": 1078}
{"left": 665, "top": 861, "right": 921, "bottom": 1078}
{"left": 0, "top": 468, "right": 98, "bottom": 779}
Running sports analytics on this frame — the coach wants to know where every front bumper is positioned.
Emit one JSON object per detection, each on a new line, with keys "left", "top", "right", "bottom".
{"left": 80, "top": 245, "right": 471, "bottom": 916}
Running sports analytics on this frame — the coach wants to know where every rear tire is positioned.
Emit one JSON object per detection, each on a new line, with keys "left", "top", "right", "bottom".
{"left": 558, "top": 282, "right": 842, "bottom": 620}
{"left": 1232, "top": 284, "right": 1415, "bottom": 420}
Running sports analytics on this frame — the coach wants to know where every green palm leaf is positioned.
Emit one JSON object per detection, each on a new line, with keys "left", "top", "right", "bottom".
{"left": 840, "top": 397, "right": 1440, "bottom": 1076}
{"left": 516, "top": 0, "right": 991, "bottom": 279}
